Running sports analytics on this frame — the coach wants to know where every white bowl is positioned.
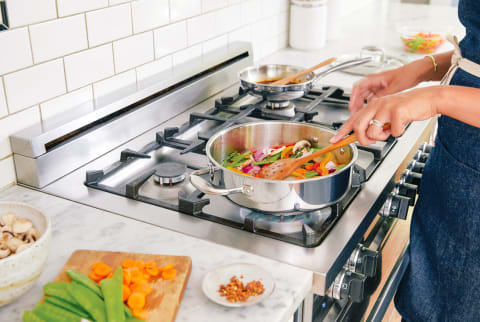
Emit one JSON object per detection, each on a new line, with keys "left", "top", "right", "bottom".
{"left": 0, "top": 201, "right": 51, "bottom": 306}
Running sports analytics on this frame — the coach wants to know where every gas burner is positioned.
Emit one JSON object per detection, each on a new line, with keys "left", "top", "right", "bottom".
{"left": 263, "top": 101, "right": 296, "bottom": 118}
{"left": 153, "top": 162, "right": 187, "bottom": 185}
{"left": 239, "top": 208, "right": 332, "bottom": 234}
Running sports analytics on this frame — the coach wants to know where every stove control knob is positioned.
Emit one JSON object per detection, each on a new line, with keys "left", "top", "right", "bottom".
{"left": 347, "top": 245, "right": 380, "bottom": 278}
{"left": 380, "top": 193, "right": 410, "bottom": 220}
{"left": 420, "top": 142, "right": 434, "bottom": 154}
{"left": 401, "top": 169, "right": 422, "bottom": 187}
{"left": 395, "top": 182, "right": 417, "bottom": 206}
{"left": 407, "top": 160, "right": 425, "bottom": 174}
{"left": 329, "top": 269, "right": 367, "bottom": 303}
{"left": 413, "top": 151, "right": 429, "bottom": 163}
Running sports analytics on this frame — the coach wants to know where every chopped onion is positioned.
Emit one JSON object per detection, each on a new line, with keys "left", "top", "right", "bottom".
{"left": 248, "top": 165, "right": 261, "bottom": 175}
{"left": 253, "top": 150, "right": 265, "bottom": 162}
{"left": 242, "top": 164, "right": 254, "bottom": 173}
{"left": 325, "top": 161, "right": 337, "bottom": 170}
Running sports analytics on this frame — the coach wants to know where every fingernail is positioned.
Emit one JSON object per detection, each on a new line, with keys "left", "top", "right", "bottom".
{"left": 329, "top": 136, "right": 337, "bottom": 143}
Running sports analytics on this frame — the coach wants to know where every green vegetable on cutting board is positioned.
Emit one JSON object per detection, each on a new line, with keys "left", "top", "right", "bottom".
{"left": 100, "top": 267, "right": 125, "bottom": 322}
{"left": 44, "top": 296, "right": 91, "bottom": 320}
{"left": 33, "top": 302, "right": 84, "bottom": 322}
{"left": 67, "top": 282, "right": 107, "bottom": 322}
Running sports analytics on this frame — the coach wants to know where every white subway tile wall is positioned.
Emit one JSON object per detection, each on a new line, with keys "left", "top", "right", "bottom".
{"left": 0, "top": 0, "right": 290, "bottom": 189}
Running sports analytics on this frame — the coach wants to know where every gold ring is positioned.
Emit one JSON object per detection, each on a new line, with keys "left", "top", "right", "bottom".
{"left": 369, "top": 119, "right": 384, "bottom": 128}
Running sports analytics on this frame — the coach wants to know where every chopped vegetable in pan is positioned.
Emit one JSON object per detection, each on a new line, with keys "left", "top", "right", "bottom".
{"left": 221, "top": 140, "right": 346, "bottom": 180}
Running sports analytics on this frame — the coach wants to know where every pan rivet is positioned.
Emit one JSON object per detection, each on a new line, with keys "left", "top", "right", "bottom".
{"left": 312, "top": 137, "right": 319, "bottom": 143}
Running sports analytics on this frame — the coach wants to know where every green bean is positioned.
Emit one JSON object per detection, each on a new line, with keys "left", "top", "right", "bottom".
{"left": 22, "top": 311, "right": 46, "bottom": 322}
{"left": 33, "top": 302, "right": 83, "bottom": 322}
{"left": 126, "top": 317, "right": 145, "bottom": 322}
{"left": 43, "top": 281, "right": 76, "bottom": 304}
{"left": 44, "top": 296, "right": 90, "bottom": 319}
{"left": 67, "top": 282, "right": 107, "bottom": 322}
{"left": 100, "top": 267, "right": 125, "bottom": 322}
{"left": 306, "top": 171, "right": 319, "bottom": 178}
{"left": 67, "top": 270, "right": 102, "bottom": 298}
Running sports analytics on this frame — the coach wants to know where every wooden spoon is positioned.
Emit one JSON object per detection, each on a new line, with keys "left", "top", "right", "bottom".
{"left": 260, "top": 124, "right": 391, "bottom": 180}
{"left": 271, "top": 57, "right": 336, "bottom": 86}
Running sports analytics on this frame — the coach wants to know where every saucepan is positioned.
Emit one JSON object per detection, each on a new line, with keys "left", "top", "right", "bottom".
{"left": 238, "top": 57, "right": 372, "bottom": 103}
{"left": 189, "top": 121, "right": 358, "bottom": 214}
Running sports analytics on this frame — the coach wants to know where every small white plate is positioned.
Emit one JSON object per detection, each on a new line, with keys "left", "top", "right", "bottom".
{"left": 202, "top": 263, "right": 275, "bottom": 307}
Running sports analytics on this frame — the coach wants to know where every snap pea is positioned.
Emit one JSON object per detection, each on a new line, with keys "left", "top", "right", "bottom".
{"left": 305, "top": 171, "right": 319, "bottom": 178}
{"left": 67, "top": 282, "right": 107, "bottom": 322}
{"left": 22, "top": 311, "right": 46, "bottom": 322}
{"left": 33, "top": 302, "right": 83, "bottom": 322}
{"left": 67, "top": 270, "right": 132, "bottom": 317}
{"left": 100, "top": 266, "right": 125, "bottom": 322}
{"left": 336, "top": 164, "right": 346, "bottom": 171}
{"left": 126, "top": 317, "right": 145, "bottom": 322}
{"left": 44, "top": 296, "right": 90, "bottom": 320}
{"left": 67, "top": 270, "right": 102, "bottom": 298}
{"left": 43, "top": 281, "right": 76, "bottom": 304}
{"left": 221, "top": 152, "right": 239, "bottom": 167}
{"left": 252, "top": 153, "right": 281, "bottom": 165}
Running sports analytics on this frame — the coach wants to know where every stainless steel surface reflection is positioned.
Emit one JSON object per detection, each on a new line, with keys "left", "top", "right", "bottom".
{"left": 191, "top": 122, "right": 358, "bottom": 213}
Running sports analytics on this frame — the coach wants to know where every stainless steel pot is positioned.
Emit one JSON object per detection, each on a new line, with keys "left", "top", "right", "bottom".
{"left": 238, "top": 57, "right": 371, "bottom": 102}
{"left": 189, "top": 122, "right": 358, "bottom": 213}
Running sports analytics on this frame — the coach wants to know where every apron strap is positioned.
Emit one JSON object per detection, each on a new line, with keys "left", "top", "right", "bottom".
{"left": 441, "top": 35, "right": 480, "bottom": 85}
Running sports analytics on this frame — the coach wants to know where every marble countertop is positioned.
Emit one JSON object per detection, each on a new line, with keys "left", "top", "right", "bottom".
{"left": 0, "top": 186, "right": 312, "bottom": 322}
{"left": 0, "top": 1, "right": 462, "bottom": 322}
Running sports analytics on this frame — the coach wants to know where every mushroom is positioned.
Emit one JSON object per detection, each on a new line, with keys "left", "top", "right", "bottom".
{"left": 13, "top": 218, "right": 33, "bottom": 235}
{"left": 6, "top": 237, "right": 24, "bottom": 253}
{"left": 1, "top": 213, "right": 15, "bottom": 227}
{"left": 292, "top": 140, "right": 311, "bottom": 154}
{"left": 0, "top": 243, "right": 11, "bottom": 259}
{"left": 16, "top": 243, "right": 32, "bottom": 253}
{"left": 20, "top": 227, "right": 40, "bottom": 243}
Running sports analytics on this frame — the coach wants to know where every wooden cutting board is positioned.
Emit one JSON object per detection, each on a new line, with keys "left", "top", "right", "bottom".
{"left": 55, "top": 250, "right": 192, "bottom": 322}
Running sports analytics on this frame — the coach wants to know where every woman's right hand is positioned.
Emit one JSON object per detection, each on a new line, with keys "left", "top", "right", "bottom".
{"left": 349, "top": 58, "right": 432, "bottom": 114}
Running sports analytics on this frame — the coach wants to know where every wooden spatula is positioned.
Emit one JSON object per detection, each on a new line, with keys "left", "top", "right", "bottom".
{"left": 271, "top": 57, "right": 336, "bottom": 86}
{"left": 260, "top": 124, "right": 391, "bottom": 180}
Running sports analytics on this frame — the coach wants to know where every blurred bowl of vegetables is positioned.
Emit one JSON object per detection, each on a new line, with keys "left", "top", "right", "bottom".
{"left": 400, "top": 27, "right": 447, "bottom": 54}
{"left": 0, "top": 201, "right": 51, "bottom": 306}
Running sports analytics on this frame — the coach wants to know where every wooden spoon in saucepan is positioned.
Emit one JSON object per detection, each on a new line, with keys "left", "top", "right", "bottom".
{"left": 270, "top": 57, "right": 337, "bottom": 86}
{"left": 260, "top": 124, "right": 391, "bottom": 180}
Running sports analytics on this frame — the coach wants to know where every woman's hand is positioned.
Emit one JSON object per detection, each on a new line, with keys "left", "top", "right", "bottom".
{"left": 349, "top": 59, "right": 432, "bottom": 114}
{"left": 331, "top": 87, "right": 440, "bottom": 145}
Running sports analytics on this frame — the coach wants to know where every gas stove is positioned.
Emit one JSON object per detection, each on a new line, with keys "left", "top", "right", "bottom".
{"left": 83, "top": 85, "right": 396, "bottom": 248}
{"left": 11, "top": 42, "right": 433, "bottom": 320}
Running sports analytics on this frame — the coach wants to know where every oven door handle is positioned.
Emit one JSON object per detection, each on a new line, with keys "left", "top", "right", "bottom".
{"left": 190, "top": 168, "right": 253, "bottom": 196}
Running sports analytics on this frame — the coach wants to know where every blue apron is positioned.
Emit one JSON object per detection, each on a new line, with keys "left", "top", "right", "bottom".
{"left": 394, "top": 1, "right": 480, "bottom": 321}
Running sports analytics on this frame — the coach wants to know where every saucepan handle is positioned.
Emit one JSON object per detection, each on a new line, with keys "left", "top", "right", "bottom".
{"left": 314, "top": 57, "right": 373, "bottom": 81}
{"left": 190, "top": 167, "right": 253, "bottom": 196}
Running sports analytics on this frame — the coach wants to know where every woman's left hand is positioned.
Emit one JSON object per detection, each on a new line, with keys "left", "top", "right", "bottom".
{"left": 330, "top": 87, "right": 440, "bottom": 146}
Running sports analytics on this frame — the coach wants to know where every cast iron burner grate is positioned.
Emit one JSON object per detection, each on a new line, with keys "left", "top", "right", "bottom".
{"left": 84, "top": 86, "right": 396, "bottom": 248}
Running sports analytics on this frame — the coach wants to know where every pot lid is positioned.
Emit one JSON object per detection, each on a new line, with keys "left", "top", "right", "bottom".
{"left": 333, "top": 46, "right": 407, "bottom": 76}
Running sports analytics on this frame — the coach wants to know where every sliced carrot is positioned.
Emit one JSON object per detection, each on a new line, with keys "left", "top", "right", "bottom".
{"left": 131, "top": 280, "right": 152, "bottom": 295}
{"left": 122, "top": 284, "right": 131, "bottom": 302}
{"left": 89, "top": 271, "right": 103, "bottom": 282}
{"left": 93, "top": 262, "right": 111, "bottom": 277}
{"left": 134, "top": 260, "right": 145, "bottom": 270}
{"left": 161, "top": 268, "right": 177, "bottom": 280}
{"left": 128, "top": 267, "right": 144, "bottom": 284}
{"left": 123, "top": 269, "right": 132, "bottom": 285}
{"left": 144, "top": 261, "right": 157, "bottom": 269}
{"left": 132, "top": 308, "right": 148, "bottom": 320}
{"left": 159, "top": 264, "right": 174, "bottom": 272}
{"left": 105, "top": 272, "right": 113, "bottom": 279}
{"left": 127, "top": 292, "right": 146, "bottom": 310}
{"left": 122, "top": 259, "right": 136, "bottom": 269}
{"left": 145, "top": 266, "right": 159, "bottom": 277}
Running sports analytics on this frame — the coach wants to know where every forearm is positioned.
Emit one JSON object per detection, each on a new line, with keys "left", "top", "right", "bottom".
{"left": 436, "top": 85, "right": 480, "bottom": 128}
{"left": 416, "top": 51, "right": 454, "bottom": 82}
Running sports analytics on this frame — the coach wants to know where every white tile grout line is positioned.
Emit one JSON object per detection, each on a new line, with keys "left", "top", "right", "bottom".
{"left": 111, "top": 42, "right": 117, "bottom": 75}
{"left": 0, "top": 76, "right": 8, "bottom": 114}
{"left": 54, "top": 0, "right": 59, "bottom": 18}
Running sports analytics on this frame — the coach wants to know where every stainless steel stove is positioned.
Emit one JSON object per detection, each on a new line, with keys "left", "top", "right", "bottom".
{"left": 10, "top": 43, "right": 433, "bottom": 321}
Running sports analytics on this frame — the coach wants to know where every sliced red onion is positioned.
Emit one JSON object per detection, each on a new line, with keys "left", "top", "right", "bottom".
{"left": 253, "top": 150, "right": 265, "bottom": 162}
{"left": 325, "top": 161, "right": 337, "bottom": 170}
{"left": 248, "top": 165, "right": 261, "bottom": 175}
{"left": 242, "top": 164, "right": 254, "bottom": 173}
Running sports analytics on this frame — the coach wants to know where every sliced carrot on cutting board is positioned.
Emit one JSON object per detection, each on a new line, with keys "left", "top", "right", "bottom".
{"left": 123, "top": 284, "right": 131, "bottom": 302}
{"left": 161, "top": 268, "right": 177, "bottom": 280}
{"left": 128, "top": 292, "right": 146, "bottom": 309}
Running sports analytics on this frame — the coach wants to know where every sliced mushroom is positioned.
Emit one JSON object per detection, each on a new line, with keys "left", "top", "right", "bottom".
{"left": 0, "top": 243, "right": 11, "bottom": 259}
{"left": 6, "top": 237, "right": 24, "bottom": 253}
{"left": 0, "top": 224, "right": 12, "bottom": 234}
{"left": 1, "top": 213, "right": 15, "bottom": 227}
{"left": 292, "top": 140, "right": 311, "bottom": 154}
{"left": 13, "top": 218, "right": 33, "bottom": 234}
{"left": 15, "top": 243, "right": 32, "bottom": 254}
{"left": 22, "top": 228, "right": 40, "bottom": 243}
